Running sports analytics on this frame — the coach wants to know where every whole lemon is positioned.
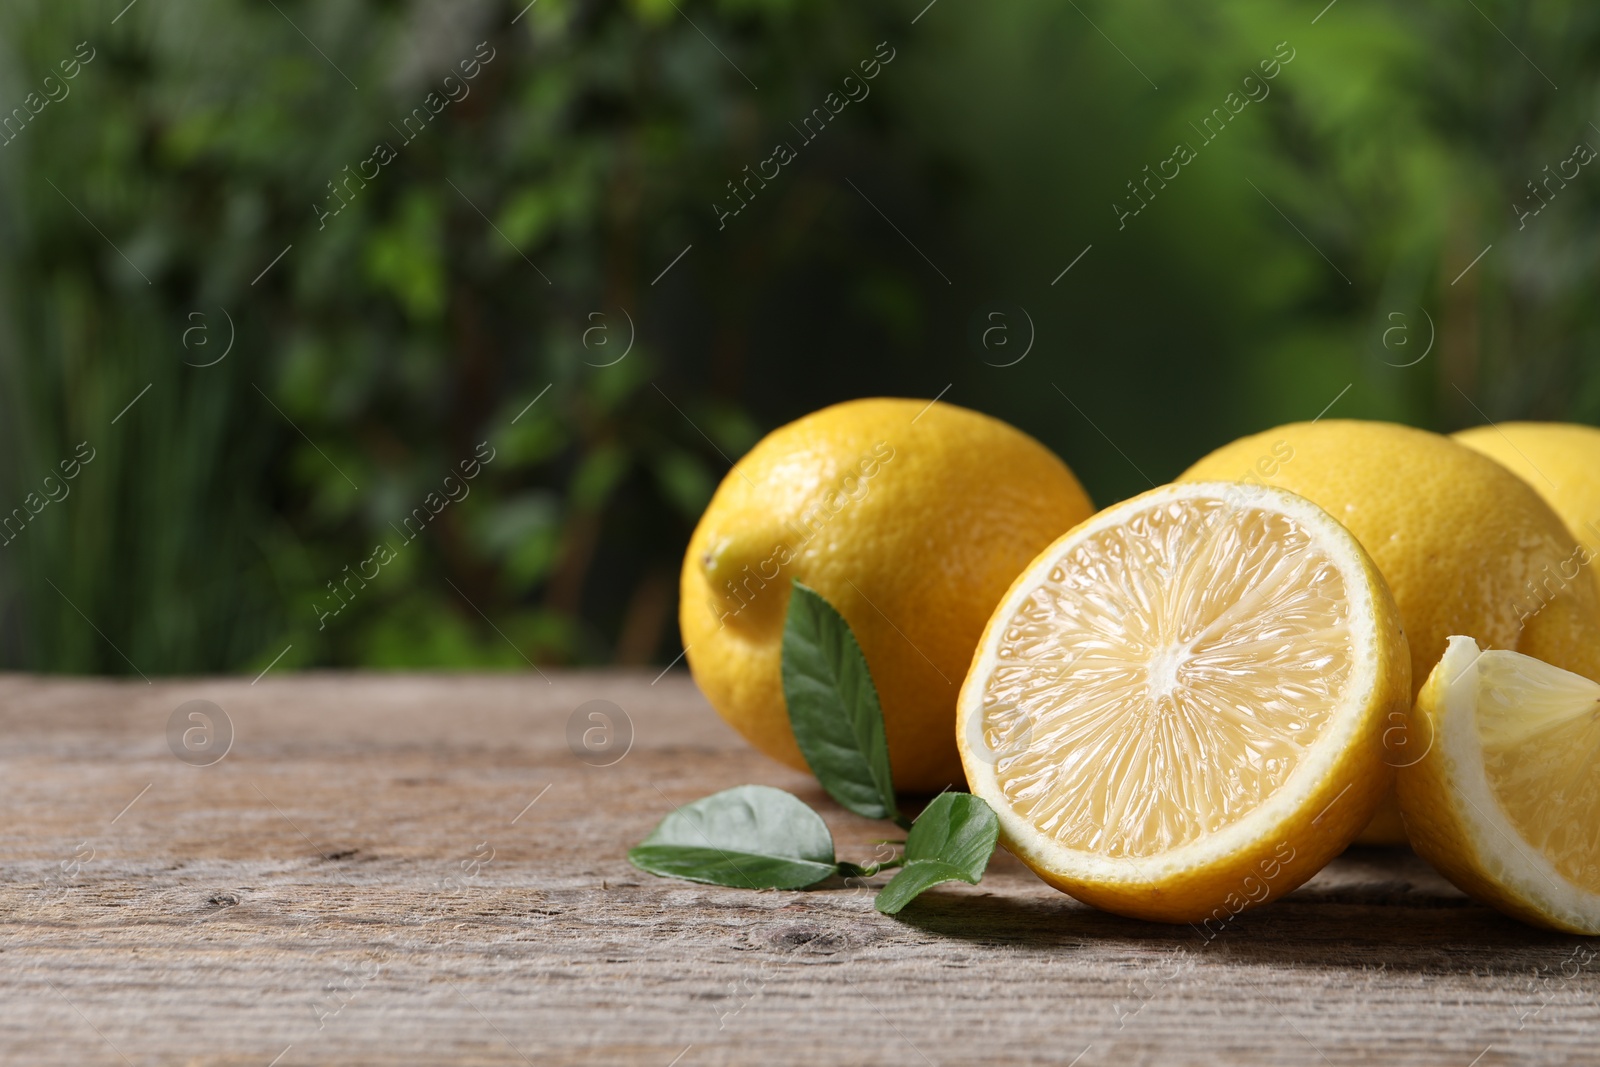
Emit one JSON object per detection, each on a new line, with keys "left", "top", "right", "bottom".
{"left": 680, "top": 398, "right": 1094, "bottom": 792}
{"left": 1180, "top": 420, "right": 1600, "bottom": 843}
{"left": 1454, "top": 422, "right": 1600, "bottom": 601}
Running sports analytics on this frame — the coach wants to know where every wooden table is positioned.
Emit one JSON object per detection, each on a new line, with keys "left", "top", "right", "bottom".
{"left": 2, "top": 672, "right": 1596, "bottom": 1065}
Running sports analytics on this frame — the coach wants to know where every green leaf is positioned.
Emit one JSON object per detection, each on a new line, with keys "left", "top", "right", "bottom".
{"left": 875, "top": 793, "right": 1000, "bottom": 914}
{"left": 651, "top": 448, "right": 715, "bottom": 521}
{"left": 362, "top": 190, "right": 444, "bottom": 321}
{"left": 571, "top": 444, "right": 630, "bottom": 510}
{"left": 781, "top": 581, "right": 900, "bottom": 822}
{"left": 628, "top": 785, "right": 838, "bottom": 890}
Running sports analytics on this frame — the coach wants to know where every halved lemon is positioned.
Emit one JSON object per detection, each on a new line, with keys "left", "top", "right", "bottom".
{"left": 1398, "top": 636, "right": 1600, "bottom": 933}
{"left": 957, "top": 482, "right": 1409, "bottom": 923}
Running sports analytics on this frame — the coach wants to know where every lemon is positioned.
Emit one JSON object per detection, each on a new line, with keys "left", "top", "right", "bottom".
{"left": 957, "top": 481, "right": 1407, "bottom": 923}
{"left": 1454, "top": 422, "right": 1600, "bottom": 601}
{"left": 1180, "top": 420, "right": 1600, "bottom": 843}
{"left": 681, "top": 398, "right": 1093, "bottom": 792}
{"left": 1398, "top": 636, "right": 1600, "bottom": 933}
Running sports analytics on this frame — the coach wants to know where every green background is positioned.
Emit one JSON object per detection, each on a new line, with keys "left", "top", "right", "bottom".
{"left": 1, "top": 0, "right": 1596, "bottom": 675}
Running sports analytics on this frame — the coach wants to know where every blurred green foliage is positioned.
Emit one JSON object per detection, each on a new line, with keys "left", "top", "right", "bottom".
{"left": 0, "top": 0, "right": 1596, "bottom": 674}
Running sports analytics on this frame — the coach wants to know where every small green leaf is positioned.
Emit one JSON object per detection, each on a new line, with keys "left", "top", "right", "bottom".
{"left": 875, "top": 793, "right": 1000, "bottom": 914}
{"left": 781, "top": 581, "right": 900, "bottom": 822}
{"left": 872, "top": 860, "right": 971, "bottom": 912}
{"left": 628, "top": 785, "right": 838, "bottom": 890}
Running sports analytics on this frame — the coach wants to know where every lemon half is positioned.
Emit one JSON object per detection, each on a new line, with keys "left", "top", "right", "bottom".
{"left": 957, "top": 481, "right": 1408, "bottom": 923}
{"left": 1399, "top": 636, "right": 1600, "bottom": 933}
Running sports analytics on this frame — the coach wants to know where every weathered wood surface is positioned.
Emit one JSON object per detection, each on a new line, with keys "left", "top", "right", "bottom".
{"left": 1, "top": 671, "right": 1596, "bottom": 1066}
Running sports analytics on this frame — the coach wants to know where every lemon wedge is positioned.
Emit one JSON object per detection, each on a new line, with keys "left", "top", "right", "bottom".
{"left": 1399, "top": 636, "right": 1600, "bottom": 933}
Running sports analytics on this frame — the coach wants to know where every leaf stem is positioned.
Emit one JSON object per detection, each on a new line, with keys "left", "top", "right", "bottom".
{"left": 835, "top": 856, "right": 904, "bottom": 878}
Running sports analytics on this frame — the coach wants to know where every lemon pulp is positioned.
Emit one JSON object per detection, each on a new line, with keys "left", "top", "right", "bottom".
{"left": 1475, "top": 650, "right": 1600, "bottom": 893}
{"left": 979, "top": 495, "right": 1357, "bottom": 858}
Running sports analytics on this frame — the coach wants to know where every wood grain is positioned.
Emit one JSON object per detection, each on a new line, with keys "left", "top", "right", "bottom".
{"left": 2, "top": 671, "right": 1596, "bottom": 1066}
